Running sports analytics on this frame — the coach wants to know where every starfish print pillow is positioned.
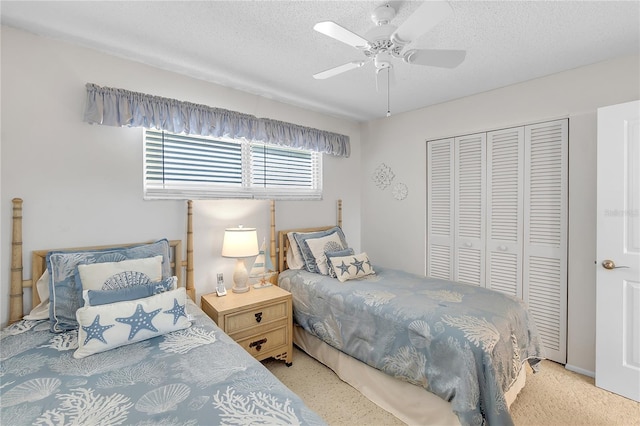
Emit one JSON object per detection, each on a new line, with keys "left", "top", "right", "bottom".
{"left": 74, "top": 287, "right": 191, "bottom": 359}
{"left": 327, "top": 252, "right": 375, "bottom": 283}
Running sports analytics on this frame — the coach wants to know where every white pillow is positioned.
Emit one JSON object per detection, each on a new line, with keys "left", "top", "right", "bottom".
{"left": 24, "top": 270, "right": 50, "bottom": 320}
{"left": 286, "top": 232, "right": 305, "bottom": 270}
{"left": 74, "top": 287, "right": 191, "bottom": 359}
{"left": 77, "top": 255, "right": 163, "bottom": 291}
{"left": 303, "top": 233, "right": 347, "bottom": 275}
{"left": 327, "top": 252, "right": 376, "bottom": 282}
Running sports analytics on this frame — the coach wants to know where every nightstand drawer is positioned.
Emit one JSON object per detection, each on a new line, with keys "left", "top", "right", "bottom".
{"left": 236, "top": 325, "right": 288, "bottom": 357}
{"left": 225, "top": 300, "right": 287, "bottom": 334}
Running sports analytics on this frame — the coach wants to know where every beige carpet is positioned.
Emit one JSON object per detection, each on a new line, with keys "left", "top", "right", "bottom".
{"left": 264, "top": 347, "right": 640, "bottom": 426}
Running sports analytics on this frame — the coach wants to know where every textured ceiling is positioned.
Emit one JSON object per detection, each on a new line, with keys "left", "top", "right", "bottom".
{"left": 1, "top": 1, "right": 639, "bottom": 122}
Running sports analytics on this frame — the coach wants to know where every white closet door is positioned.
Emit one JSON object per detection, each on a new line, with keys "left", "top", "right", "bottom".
{"left": 523, "top": 119, "right": 568, "bottom": 364}
{"left": 486, "top": 127, "right": 524, "bottom": 297}
{"left": 454, "top": 133, "right": 486, "bottom": 286}
{"left": 427, "top": 139, "right": 455, "bottom": 280}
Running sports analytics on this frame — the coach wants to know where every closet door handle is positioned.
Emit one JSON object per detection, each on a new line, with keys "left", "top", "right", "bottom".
{"left": 464, "top": 242, "right": 472, "bottom": 248}
{"left": 498, "top": 245, "right": 508, "bottom": 251}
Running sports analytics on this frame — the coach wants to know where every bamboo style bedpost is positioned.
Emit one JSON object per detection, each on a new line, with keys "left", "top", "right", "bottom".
{"left": 185, "top": 200, "right": 196, "bottom": 301}
{"left": 10, "top": 198, "right": 24, "bottom": 324}
{"left": 337, "top": 199, "right": 342, "bottom": 228}
{"left": 270, "top": 200, "right": 277, "bottom": 271}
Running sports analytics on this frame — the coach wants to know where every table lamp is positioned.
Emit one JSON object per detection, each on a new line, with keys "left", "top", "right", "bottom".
{"left": 222, "top": 226, "right": 259, "bottom": 293}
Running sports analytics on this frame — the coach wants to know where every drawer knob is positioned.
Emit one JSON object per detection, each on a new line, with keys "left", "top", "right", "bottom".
{"left": 249, "top": 338, "right": 267, "bottom": 351}
{"left": 255, "top": 312, "right": 263, "bottom": 323}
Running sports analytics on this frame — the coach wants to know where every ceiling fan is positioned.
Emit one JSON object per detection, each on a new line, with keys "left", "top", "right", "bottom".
{"left": 312, "top": 1, "right": 466, "bottom": 84}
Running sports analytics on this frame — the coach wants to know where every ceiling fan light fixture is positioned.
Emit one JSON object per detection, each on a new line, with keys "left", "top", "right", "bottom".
{"left": 374, "top": 51, "right": 392, "bottom": 70}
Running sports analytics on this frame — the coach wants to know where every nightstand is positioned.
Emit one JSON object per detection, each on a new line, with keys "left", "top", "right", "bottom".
{"left": 201, "top": 285, "right": 293, "bottom": 365}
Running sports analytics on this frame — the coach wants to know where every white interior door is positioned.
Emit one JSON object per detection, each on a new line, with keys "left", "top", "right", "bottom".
{"left": 454, "top": 133, "right": 486, "bottom": 286}
{"left": 427, "top": 138, "right": 455, "bottom": 280}
{"left": 486, "top": 127, "right": 524, "bottom": 297}
{"left": 596, "top": 100, "right": 640, "bottom": 402}
{"left": 523, "top": 119, "right": 568, "bottom": 364}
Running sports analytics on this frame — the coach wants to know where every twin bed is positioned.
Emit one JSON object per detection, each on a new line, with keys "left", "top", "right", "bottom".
{"left": 2, "top": 198, "right": 324, "bottom": 426}
{"left": 3, "top": 197, "right": 543, "bottom": 426}
{"left": 274, "top": 201, "right": 543, "bottom": 426}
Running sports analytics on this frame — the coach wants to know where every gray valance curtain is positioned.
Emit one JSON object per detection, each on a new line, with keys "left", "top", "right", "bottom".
{"left": 83, "top": 83, "right": 350, "bottom": 157}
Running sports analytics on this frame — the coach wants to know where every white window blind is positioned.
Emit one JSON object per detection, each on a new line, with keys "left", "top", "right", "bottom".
{"left": 144, "top": 129, "right": 322, "bottom": 200}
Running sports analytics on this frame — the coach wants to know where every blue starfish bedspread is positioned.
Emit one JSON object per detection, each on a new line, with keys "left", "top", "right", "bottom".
{"left": 0, "top": 300, "right": 325, "bottom": 426}
{"left": 279, "top": 267, "right": 544, "bottom": 426}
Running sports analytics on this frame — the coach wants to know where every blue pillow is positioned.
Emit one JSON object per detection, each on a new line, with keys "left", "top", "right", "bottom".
{"left": 83, "top": 276, "right": 177, "bottom": 306}
{"left": 293, "top": 227, "right": 348, "bottom": 274}
{"left": 325, "top": 248, "right": 355, "bottom": 278}
{"left": 47, "top": 239, "right": 171, "bottom": 333}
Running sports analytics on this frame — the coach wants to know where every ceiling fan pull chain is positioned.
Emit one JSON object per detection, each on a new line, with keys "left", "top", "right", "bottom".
{"left": 386, "top": 67, "right": 391, "bottom": 117}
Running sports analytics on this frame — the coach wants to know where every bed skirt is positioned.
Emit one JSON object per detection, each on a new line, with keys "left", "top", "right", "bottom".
{"left": 293, "top": 325, "right": 526, "bottom": 426}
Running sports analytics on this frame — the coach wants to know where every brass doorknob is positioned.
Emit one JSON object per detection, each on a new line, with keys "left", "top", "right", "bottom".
{"left": 602, "top": 259, "right": 629, "bottom": 270}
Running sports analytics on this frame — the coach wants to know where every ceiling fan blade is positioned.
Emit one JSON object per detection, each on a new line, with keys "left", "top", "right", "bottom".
{"left": 313, "top": 60, "right": 367, "bottom": 80}
{"left": 403, "top": 49, "right": 466, "bottom": 68}
{"left": 391, "top": 1, "right": 453, "bottom": 47}
{"left": 314, "top": 21, "right": 370, "bottom": 49}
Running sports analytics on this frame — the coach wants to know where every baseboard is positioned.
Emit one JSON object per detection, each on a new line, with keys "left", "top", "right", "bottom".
{"left": 565, "top": 364, "right": 595, "bottom": 378}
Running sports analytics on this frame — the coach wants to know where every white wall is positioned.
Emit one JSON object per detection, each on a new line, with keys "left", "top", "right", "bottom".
{"left": 0, "top": 26, "right": 361, "bottom": 326}
{"left": 3, "top": 23, "right": 638, "bottom": 377}
{"left": 360, "top": 54, "right": 640, "bottom": 375}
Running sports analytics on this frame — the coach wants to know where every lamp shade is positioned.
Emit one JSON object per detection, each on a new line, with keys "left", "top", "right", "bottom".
{"left": 221, "top": 227, "right": 259, "bottom": 258}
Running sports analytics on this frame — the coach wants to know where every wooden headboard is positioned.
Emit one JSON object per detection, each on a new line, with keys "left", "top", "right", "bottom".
{"left": 9, "top": 197, "right": 341, "bottom": 323}
{"left": 275, "top": 199, "right": 342, "bottom": 273}
{"left": 9, "top": 198, "right": 196, "bottom": 324}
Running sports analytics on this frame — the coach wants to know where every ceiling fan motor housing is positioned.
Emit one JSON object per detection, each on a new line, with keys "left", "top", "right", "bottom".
{"left": 371, "top": 4, "right": 396, "bottom": 25}
{"left": 364, "top": 4, "right": 405, "bottom": 64}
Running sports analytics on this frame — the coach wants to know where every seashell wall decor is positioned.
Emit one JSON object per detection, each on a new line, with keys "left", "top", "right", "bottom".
{"left": 372, "top": 163, "right": 409, "bottom": 201}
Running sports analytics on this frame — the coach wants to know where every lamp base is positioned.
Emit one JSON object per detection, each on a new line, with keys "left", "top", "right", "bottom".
{"left": 231, "top": 258, "right": 250, "bottom": 293}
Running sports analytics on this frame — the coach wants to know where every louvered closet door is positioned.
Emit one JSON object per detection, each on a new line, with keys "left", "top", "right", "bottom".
{"left": 486, "top": 128, "right": 524, "bottom": 297}
{"left": 454, "top": 134, "right": 486, "bottom": 286}
{"left": 523, "top": 119, "right": 568, "bottom": 364}
{"left": 427, "top": 139, "right": 455, "bottom": 280}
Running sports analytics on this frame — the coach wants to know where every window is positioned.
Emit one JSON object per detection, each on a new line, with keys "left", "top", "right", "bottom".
{"left": 144, "top": 129, "right": 322, "bottom": 200}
